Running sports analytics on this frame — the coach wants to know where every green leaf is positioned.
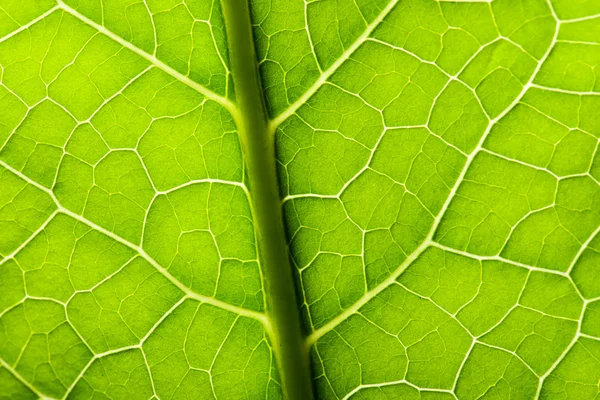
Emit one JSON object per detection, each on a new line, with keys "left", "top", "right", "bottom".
{"left": 0, "top": 0, "right": 599, "bottom": 399}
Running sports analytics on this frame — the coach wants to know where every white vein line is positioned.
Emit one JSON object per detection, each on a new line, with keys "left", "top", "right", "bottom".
{"left": 306, "top": 10, "right": 561, "bottom": 346}
{"left": 0, "top": 6, "right": 60, "bottom": 44}
{"left": 142, "top": 0, "right": 157, "bottom": 56}
{"left": 303, "top": 0, "right": 322, "bottom": 74}
{"left": 535, "top": 308, "right": 586, "bottom": 398}
{"left": 580, "top": 333, "right": 600, "bottom": 341}
{"left": 478, "top": 341, "right": 539, "bottom": 377}
{"left": 0, "top": 4, "right": 20, "bottom": 27}
{"left": 84, "top": 65, "right": 153, "bottom": 124}
{"left": 367, "top": 36, "right": 492, "bottom": 121}
{"left": 0, "top": 359, "right": 52, "bottom": 399}
{"left": 0, "top": 159, "right": 269, "bottom": 329}
{"left": 62, "top": 296, "right": 188, "bottom": 398}
{"left": 56, "top": 0, "right": 238, "bottom": 118}
{"left": 430, "top": 242, "right": 570, "bottom": 278}
{"left": 157, "top": 178, "right": 249, "bottom": 197}
{"left": 558, "top": 39, "right": 600, "bottom": 46}
{"left": 268, "top": 0, "right": 399, "bottom": 131}
{"left": 398, "top": 278, "right": 541, "bottom": 380}
{"left": 561, "top": 13, "right": 600, "bottom": 23}
{"left": 0, "top": 210, "right": 58, "bottom": 266}
{"left": 567, "top": 223, "right": 600, "bottom": 274}
{"left": 452, "top": 340, "right": 476, "bottom": 391}
{"left": 343, "top": 379, "right": 456, "bottom": 400}
{"left": 530, "top": 83, "right": 600, "bottom": 96}
{"left": 479, "top": 148, "right": 562, "bottom": 180}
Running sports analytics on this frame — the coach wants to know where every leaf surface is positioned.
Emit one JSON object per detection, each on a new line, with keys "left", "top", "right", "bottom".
{"left": 0, "top": 0, "right": 599, "bottom": 399}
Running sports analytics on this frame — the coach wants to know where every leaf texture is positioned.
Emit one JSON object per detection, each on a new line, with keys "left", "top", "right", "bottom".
{"left": 0, "top": 0, "right": 599, "bottom": 399}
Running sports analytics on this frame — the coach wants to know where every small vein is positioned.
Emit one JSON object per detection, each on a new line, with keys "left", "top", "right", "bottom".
{"left": 268, "top": 0, "right": 399, "bottom": 131}
{"left": 0, "top": 6, "right": 61, "bottom": 45}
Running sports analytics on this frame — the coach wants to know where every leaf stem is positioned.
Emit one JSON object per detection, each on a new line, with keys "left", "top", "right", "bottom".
{"left": 219, "top": 1, "right": 314, "bottom": 399}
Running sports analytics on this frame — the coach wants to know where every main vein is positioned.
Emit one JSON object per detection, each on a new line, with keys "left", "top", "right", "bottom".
{"left": 219, "top": 1, "right": 314, "bottom": 399}
{"left": 2, "top": 2, "right": 312, "bottom": 397}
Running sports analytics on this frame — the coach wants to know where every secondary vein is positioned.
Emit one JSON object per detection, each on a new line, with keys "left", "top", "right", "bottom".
{"left": 56, "top": 0, "right": 237, "bottom": 116}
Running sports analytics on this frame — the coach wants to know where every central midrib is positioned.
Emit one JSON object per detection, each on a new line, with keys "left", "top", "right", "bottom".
{"left": 219, "top": 1, "right": 314, "bottom": 399}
